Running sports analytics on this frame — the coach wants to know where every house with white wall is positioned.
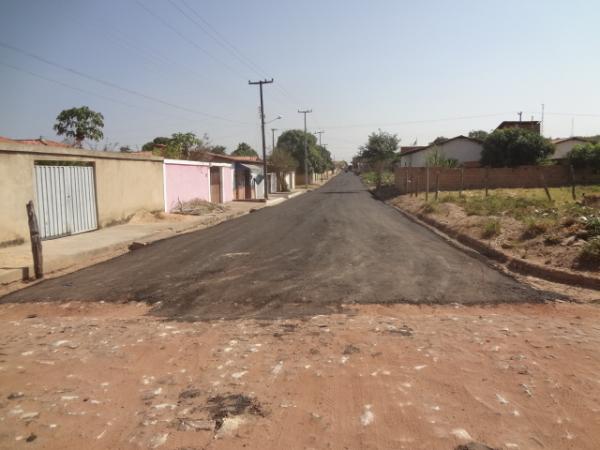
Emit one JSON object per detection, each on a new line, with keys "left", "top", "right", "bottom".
{"left": 399, "top": 136, "right": 483, "bottom": 167}
{"left": 551, "top": 137, "right": 590, "bottom": 160}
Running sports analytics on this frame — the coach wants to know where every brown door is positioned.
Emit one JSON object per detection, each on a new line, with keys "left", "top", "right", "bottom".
{"left": 210, "top": 167, "right": 222, "bottom": 203}
{"left": 235, "top": 170, "right": 245, "bottom": 200}
{"left": 245, "top": 172, "right": 252, "bottom": 199}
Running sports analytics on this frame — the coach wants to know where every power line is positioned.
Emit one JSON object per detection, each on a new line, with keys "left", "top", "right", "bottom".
{"left": 0, "top": 41, "right": 250, "bottom": 125}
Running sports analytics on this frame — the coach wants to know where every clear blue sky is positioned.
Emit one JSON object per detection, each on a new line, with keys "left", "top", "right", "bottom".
{"left": 1, "top": 0, "right": 599, "bottom": 160}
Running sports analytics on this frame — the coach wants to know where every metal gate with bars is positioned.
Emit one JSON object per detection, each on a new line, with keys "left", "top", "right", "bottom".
{"left": 34, "top": 164, "right": 98, "bottom": 240}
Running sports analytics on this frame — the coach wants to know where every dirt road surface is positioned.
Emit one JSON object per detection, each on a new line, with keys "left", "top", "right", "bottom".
{"left": 1, "top": 173, "right": 599, "bottom": 449}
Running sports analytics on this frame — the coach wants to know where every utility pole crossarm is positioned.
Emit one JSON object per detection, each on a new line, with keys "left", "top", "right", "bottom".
{"left": 249, "top": 79, "right": 274, "bottom": 200}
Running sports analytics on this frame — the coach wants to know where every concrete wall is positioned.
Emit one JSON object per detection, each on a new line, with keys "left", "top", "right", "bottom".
{"left": 402, "top": 138, "right": 483, "bottom": 167}
{"left": 0, "top": 142, "right": 164, "bottom": 246}
{"left": 164, "top": 160, "right": 210, "bottom": 212}
{"left": 222, "top": 166, "right": 234, "bottom": 203}
{"left": 395, "top": 165, "right": 600, "bottom": 194}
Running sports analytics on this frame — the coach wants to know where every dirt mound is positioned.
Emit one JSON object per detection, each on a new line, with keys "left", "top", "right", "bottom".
{"left": 206, "top": 394, "right": 265, "bottom": 430}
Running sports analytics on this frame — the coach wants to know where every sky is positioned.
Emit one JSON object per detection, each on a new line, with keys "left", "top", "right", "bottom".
{"left": 1, "top": 0, "right": 599, "bottom": 161}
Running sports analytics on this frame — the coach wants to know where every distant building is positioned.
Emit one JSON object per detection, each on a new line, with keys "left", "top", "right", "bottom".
{"left": 551, "top": 137, "right": 590, "bottom": 160}
{"left": 495, "top": 121, "right": 541, "bottom": 134}
{"left": 398, "top": 136, "right": 483, "bottom": 167}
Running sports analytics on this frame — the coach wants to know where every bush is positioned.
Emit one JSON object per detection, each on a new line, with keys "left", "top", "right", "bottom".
{"left": 421, "top": 202, "right": 438, "bottom": 214}
{"left": 481, "top": 219, "right": 501, "bottom": 238}
{"left": 579, "top": 237, "right": 600, "bottom": 266}
{"left": 521, "top": 218, "right": 550, "bottom": 239}
{"left": 568, "top": 142, "right": 600, "bottom": 169}
{"left": 585, "top": 215, "right": 600, "bottom": 238}
{"left": 481, "top": 128, "right": 555, "bottom": 167}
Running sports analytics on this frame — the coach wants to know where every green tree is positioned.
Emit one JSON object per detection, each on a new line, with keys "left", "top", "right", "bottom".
{"left": 53, "top": 106, "right": 104, "bottom": 148}
{"left": 430, "top": 136, "right": 449, "bottom": 146}
{"left": 210, "top": 145, "right": 227, "bottom": 155}
{"left": 269, "top": 148, "right": 298, "bottom": 191}
{"left": 161, "top": 132, "right": 202, "bottom": 159}
{"left": 142, "top": 136, "right": 171, "bottom": 151}
{"left": 468, "top": 130, "right": 489, "bottom": 141}
{"left": 231, "top": 142, "right": 258, "bottom": 157}
{"left": 481, "top": 128, "right": 555, "bottom": 167}
{"left": 358, "top": 130, "right": 400, "bottom": 188}
{"left": 568, "top": 142, "right": 600, "bottom": 169}
{"left": 277, "top": 129, "right": 318, "bottom": 174}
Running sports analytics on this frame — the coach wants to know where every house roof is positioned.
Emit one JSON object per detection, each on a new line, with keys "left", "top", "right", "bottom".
{"left": 204, "top": 152, "right": 263, "bottom": 164}
{"left": 551, "top": 137, "right": 589, "bottom": 144}
{"left": 0, "top": 136, "right": 72, "bottom": 148}
{"left": 399, "top": 135, "right": 482, "bottom": 156}
{"left": 496, "top": 120, "right": 540, "bottom": 129}
{"left": 400, "top": 146, "right": 426, "bottom": 155}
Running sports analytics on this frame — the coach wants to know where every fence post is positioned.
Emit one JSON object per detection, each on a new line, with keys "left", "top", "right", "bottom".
{"left": 415, "top": 171, "right": 419, "bottom": 197}
{"left": 484, "top": 166, "right": 490, "bottom": 197}
{"left": 435, "top": 170, "right": 440, "bottom": 200}
{"left": 405, "top": 168, "right": 409, "bottom": 195}
{"left": 569, "top": 165, "right": 576, "bottom": 200}
{"left": 538, "top": 168, "right": 552, "bottom": 201}
{"left": 425, "top": 166, "right": 430, "bottom": 201}
{"left": 26, "top": 201, "right": 43, "bottom": 279}
{"left": 459, "top": 167, "right": 464, "bottom": 197}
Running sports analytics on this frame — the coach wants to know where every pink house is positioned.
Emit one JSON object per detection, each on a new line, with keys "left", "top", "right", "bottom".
{"left": 163, "top": 159, "right": 234, "bottom": 212}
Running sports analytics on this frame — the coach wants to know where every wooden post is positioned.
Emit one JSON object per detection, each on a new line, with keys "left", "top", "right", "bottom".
{"left": 415, "top": 172, "right": 419, "bottom": 197}
{"left": 538, "top": 168, "right": 552, "bottom": 201}
{"left": 435, "top": 171, "right": 440, "bottom": 200}
{"left": 26, "top": 201, "right": 43, "bottom": 279}
{"left": 484, "top": 166, "right": 490, "bottom": 197}
{"left": 569, "top": 165, "right": 576, "bottom": 200}
{"left": 425, "top": 166, "right": 430, "bottom": 201}
{"left": 459, "top": 167, "right": 464, "bottom": 197}
{"left": 405, "top": 168, "right": 409, "bottom": 195}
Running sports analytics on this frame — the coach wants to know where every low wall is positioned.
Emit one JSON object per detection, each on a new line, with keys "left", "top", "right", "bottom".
{"left": 164, "top": 161, "right": 210, "bottom": 212}
{"left": 0, "top": 142, "right": 164, "bottom": 245}
{"left": 394, "top": 165, "right": 600, "bottom": 194}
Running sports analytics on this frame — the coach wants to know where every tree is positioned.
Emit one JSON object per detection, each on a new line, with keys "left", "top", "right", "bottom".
{"left": 210, "top": 145, "right": 227, "bottom": 155}
{"left": 231, "top": 142, "right": 258, "bottom": 157}
{"left": 430, "top": 136, "right": 449, "bottom": 146}
{"left": 425, "top": 146, "right": 459, "bottom": 168}
{"left": 568, "top": 142, "right": 600, "bottom": 169}
{"left": 142, "top": 136, "right": 171, "bottom": 151}
{"left": 269, "top": 148, "right": 298, "bottom": 191}
{"left": 468, "top": 130, "right": 489, "bottom": 141}
{"left": 53, "top": 106, "right": 104, "bottom": 148}
{"left": 480, "top": 128, "right": 554, "bottom": 167}
{"left": 160, "top": 132, "right": 203, "bottom": 159}
{"left": 358, "top": 130, "right": 400, "bottom": 188}
{"left": 277, "top": 130, "right": 318, "bottom": 174}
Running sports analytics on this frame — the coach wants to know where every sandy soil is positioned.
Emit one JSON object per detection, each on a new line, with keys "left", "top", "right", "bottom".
{"left": 2, "top": 300, "right": 600, "bottom": 450}
{"left": 389, "top": 195, "right": 600, "bottom": 279}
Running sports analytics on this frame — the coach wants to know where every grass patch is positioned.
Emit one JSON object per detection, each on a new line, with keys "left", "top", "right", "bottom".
{"left": 481, "top": 218, "right": 501, "bottom": 239}
{"left": 521, "top": 218, "right": 552, "bottom": 240}
{"left": 420, "top": 202, "right": 438, "bottom": 214}
{"left": 360, "top": 171, "right": 394, "bottom": 187}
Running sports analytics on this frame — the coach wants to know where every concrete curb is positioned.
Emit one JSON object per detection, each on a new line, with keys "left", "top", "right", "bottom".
{"left": 390, "top": 202, "right": 600, "bottom": 290}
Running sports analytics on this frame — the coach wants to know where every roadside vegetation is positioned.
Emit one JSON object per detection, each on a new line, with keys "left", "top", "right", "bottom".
{"left": 392, "top": 185, "right": 600, "bottom": 272}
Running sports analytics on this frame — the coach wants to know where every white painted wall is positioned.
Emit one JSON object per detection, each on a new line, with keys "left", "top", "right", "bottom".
{"left": 401, "top": 138, "right": 483, "bottom": 167}
{"left": 553, "top": 139, "right": 588, "bottom": 159}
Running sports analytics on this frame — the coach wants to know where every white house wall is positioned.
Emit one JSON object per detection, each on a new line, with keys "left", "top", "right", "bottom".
{"left": 403, "top": 138, "right": 483, "bottom": 167}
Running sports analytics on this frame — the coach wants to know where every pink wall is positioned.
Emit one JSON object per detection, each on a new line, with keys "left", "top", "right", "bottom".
{"left": 222, "top": 166, "right": 234, "bottom": 203}
{"left": 164, "top": 163, "right": 210, "bottom": 212}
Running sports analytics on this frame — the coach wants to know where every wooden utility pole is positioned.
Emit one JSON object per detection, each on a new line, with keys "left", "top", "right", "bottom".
{"left": 569, "top": 165, "right": 576, "bottom": 200}
{"left": 298, "top": 109, "right": 313, "bottom": 188}
{"left": 249, "top": 78, "right": 274, "bottom": 200}
{"left": 26, "top": 201, "right": 43, "bottom": 279}
{"left": 435, "top": 171, "right": 440, "bottom": 200}
{"left": 459, "top": 167, "right": 464, "bottom": 197}
{"left": 538, "top": 169, "right": 552, "bottom": 201}
{"left": 425, "top": 166, "right": 430, "bottom": 201}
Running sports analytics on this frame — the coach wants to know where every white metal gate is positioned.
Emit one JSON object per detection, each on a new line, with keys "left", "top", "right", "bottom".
{"left": 34, "top": 164, "right": 98, "bottom": 240}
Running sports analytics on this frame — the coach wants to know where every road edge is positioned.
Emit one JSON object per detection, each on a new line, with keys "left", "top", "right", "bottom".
{"left": 387, "top": 200, "right": 600, "bottom": 291}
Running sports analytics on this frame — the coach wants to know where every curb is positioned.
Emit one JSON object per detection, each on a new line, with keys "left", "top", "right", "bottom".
{"left": 389, "top": 202, "right": 600, "bottom": 290}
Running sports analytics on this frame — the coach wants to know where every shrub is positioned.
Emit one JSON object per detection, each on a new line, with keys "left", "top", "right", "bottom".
{"left": 521, "top": 218, "right": 550, "bottom": 239}
{"left": 586, "top": 216, "right": 600, "bottom": 238}
{"left": 481, "top": 128, "right": 555, "bottom": 167}
{"left": 579, "top": 237, "right": 600, "bottom": 266}
{"left": 421, "top": 202, "right": 438, "bottom": 214}
{"left": 481, "top": 219, "right": 501, "bottom": 239}
{"left": 567, "top": 142, "right": 600, "bottom": 169}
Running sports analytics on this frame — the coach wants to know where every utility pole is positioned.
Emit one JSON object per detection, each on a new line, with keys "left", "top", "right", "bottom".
{"left": 541, "top": 103, "right": 545, "bottom": 136}
{"left": 314, "top": 130, "right": 325, "bottom": 147}
{"left": 518, "top": 111, "right": 523, "bottom": 122}
{"left": 249, "top": 78, "right": 274, "bottom": 200}
{"left": 271, "top": 128, "right": 278, "bottom": 153}
{"left": 298, "top": 109, "right": 312, "bottom": 188}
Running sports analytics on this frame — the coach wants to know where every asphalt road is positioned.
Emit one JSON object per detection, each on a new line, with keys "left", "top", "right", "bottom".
{"left": 1, "top": 173, "right": 549, "bottom": 320}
